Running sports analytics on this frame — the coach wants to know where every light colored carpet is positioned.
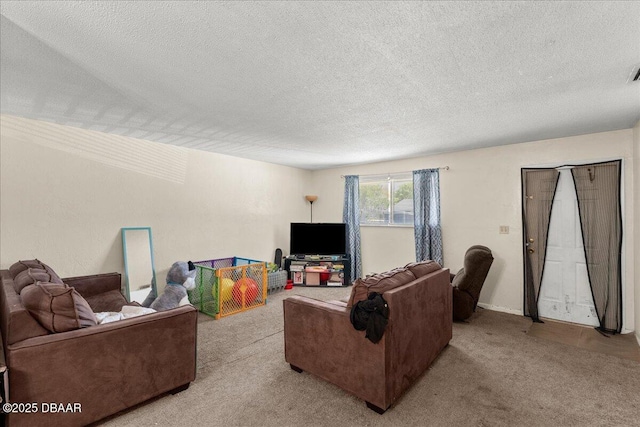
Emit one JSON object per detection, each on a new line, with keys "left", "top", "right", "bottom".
{"left": 529, "top": 318, "right": 640, "bottom": 363}
{"left": 96, "top": 287, "right": 640, "bottom": 426}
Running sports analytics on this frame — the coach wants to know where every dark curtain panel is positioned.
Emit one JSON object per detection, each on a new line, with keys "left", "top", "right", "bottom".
{"left": 571, "top": 160, "right": 623, "bottom": 333}
{"left": 521, "top": 168, "right": 560, "bottom": 321}
{"left": 412, "top": 169, "right": 443, "bottom": 265}
{"left": 343, "top": 175, "right": 362, "bottom": 282}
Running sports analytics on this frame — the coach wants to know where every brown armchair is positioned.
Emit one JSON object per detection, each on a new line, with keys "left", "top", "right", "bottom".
{"left": 451, "top": 245, "right": 494, "bottom": 321}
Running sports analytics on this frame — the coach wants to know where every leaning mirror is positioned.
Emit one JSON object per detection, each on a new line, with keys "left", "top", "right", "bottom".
{"left": 121, "top": 227, "right": 157, "bottom": 304}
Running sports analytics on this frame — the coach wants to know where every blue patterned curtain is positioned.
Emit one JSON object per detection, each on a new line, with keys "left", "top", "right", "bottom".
{"left": 343, "top": 175, "right": 362, "bottom": 282}
{"left": 413, "top": 169, "right": 443, "bottom": 265}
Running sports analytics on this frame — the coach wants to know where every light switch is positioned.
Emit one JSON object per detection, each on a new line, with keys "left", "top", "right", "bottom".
{"left": 499, "top": 225, "right": 509, "bottom": 234}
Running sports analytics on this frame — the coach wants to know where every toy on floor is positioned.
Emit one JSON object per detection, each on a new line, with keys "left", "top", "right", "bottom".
{"left": 218, "top": 278, "right": 235, "bottom": 303}
{"left": 232, "top": 277, "right": 259, "bottom": 305}
{"left": 142, "top": 261, "right": 197, "bottom": 311}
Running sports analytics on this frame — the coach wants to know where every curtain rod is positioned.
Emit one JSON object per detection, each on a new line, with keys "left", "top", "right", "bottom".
{"left": 341, "top": 166, "right": 449, "bottom": 179}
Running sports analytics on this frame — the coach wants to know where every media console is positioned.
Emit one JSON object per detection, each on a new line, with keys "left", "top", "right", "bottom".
{"left": 284, "top": 254, "right": 351, "bottom": 287}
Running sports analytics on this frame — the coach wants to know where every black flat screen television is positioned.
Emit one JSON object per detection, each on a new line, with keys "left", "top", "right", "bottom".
{"left": 290, "top": 223, "right": 347, "bottom": 256}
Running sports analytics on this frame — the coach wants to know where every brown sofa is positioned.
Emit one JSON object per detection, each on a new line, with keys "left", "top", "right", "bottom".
{"left": 0, "top": 264, "right": 198, "bottom": 427}
{"left": 283, "top": 260, "right": 452, "bottom": 413}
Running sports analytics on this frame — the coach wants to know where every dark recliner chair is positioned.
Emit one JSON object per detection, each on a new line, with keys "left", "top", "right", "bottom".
{"left": 451, "top": 245, "right": 494, "bottom": 321}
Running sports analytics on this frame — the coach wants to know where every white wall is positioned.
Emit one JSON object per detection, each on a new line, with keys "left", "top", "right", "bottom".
{"left": 1, "top": 115, "right": 636, "bottom": 333}
{"left": 311, "top": 129, "right": 636, "bottom": 330}
{"left": 0, "top": 115, "right": 312, "bottom": 288}
{"left": 634, "top": 119, "right": 640, "bottom": 341}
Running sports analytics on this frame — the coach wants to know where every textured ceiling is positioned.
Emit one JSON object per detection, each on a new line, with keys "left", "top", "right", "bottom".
{"left": 1, "top": 1, "right": 639, "bottom": 170}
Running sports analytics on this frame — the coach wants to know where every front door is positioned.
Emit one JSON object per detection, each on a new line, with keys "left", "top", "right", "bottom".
{"left": 537, "top": 169, "right": 598, "bottom": 326}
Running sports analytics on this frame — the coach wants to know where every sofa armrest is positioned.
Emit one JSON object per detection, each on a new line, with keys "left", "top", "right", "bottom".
{"left": 382, "top": 268, "right": 452, "bottom": 406}
{"left": 283, "top": 296, "right": 387, "bottom": 408}
{"left": 326, "top": 299, "right": 348, "bottom": 307}
{"left": 5, "top": 305, "right": 197, "bottom": 427}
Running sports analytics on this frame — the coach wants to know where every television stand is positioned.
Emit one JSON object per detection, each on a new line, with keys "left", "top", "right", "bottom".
{"left": 284, "top": 255, "right": 351, "bottom": 287}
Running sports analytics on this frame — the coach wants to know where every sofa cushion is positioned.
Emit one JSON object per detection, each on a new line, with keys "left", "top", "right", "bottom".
{"left": 404, "top": 260, "right": 442, "bottom": 278}
{"left": 13, "top": 267, "right": 64, "bottom": 294}
{"left": 84, "top": 289, "right": 128, "bottom": 313}
{"left": 21, "top": 282, "right": 97, "bottom": 333}
{"left": 347, "top": 267, "right": 417, "bottom": 308}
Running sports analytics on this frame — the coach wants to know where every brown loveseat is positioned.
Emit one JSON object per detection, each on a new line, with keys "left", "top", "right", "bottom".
{"left": 0, "top": 261, "right": 198, "bottom": 427}
{"left": 283, "top": 260, "right": 451, "bottom": 413}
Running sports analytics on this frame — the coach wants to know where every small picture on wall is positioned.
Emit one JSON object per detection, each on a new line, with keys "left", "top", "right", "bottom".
{"left": 293, "top": 271, "right": 304, "bottom": 284}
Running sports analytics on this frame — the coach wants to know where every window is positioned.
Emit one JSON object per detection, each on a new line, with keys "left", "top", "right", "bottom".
{"left": 359, "top": 173, "right": 413, "bottom": 226}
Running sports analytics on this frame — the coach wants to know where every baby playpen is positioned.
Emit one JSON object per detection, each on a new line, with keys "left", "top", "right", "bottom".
{"left": 188, "top": 257, "right": 286, "bottom": 319}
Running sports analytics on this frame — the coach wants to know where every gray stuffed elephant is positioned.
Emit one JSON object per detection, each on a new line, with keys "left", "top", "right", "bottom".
{"left": 142, "top": 261, "right": 197, "bottom": 311}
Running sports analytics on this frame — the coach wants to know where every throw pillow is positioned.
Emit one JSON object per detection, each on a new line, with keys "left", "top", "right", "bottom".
{"left": 9, "top": 259, "right": 62, "bottom": 284}
{"left": 13, "top": 267, "right": 63, "bottom": 294}
{"left": 21, "top": 282, "right": 97, "bottom": 333}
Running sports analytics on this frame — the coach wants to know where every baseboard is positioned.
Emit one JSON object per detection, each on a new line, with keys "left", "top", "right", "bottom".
{"left": 477, "top": 302, "right": 523, "bottom": 316}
